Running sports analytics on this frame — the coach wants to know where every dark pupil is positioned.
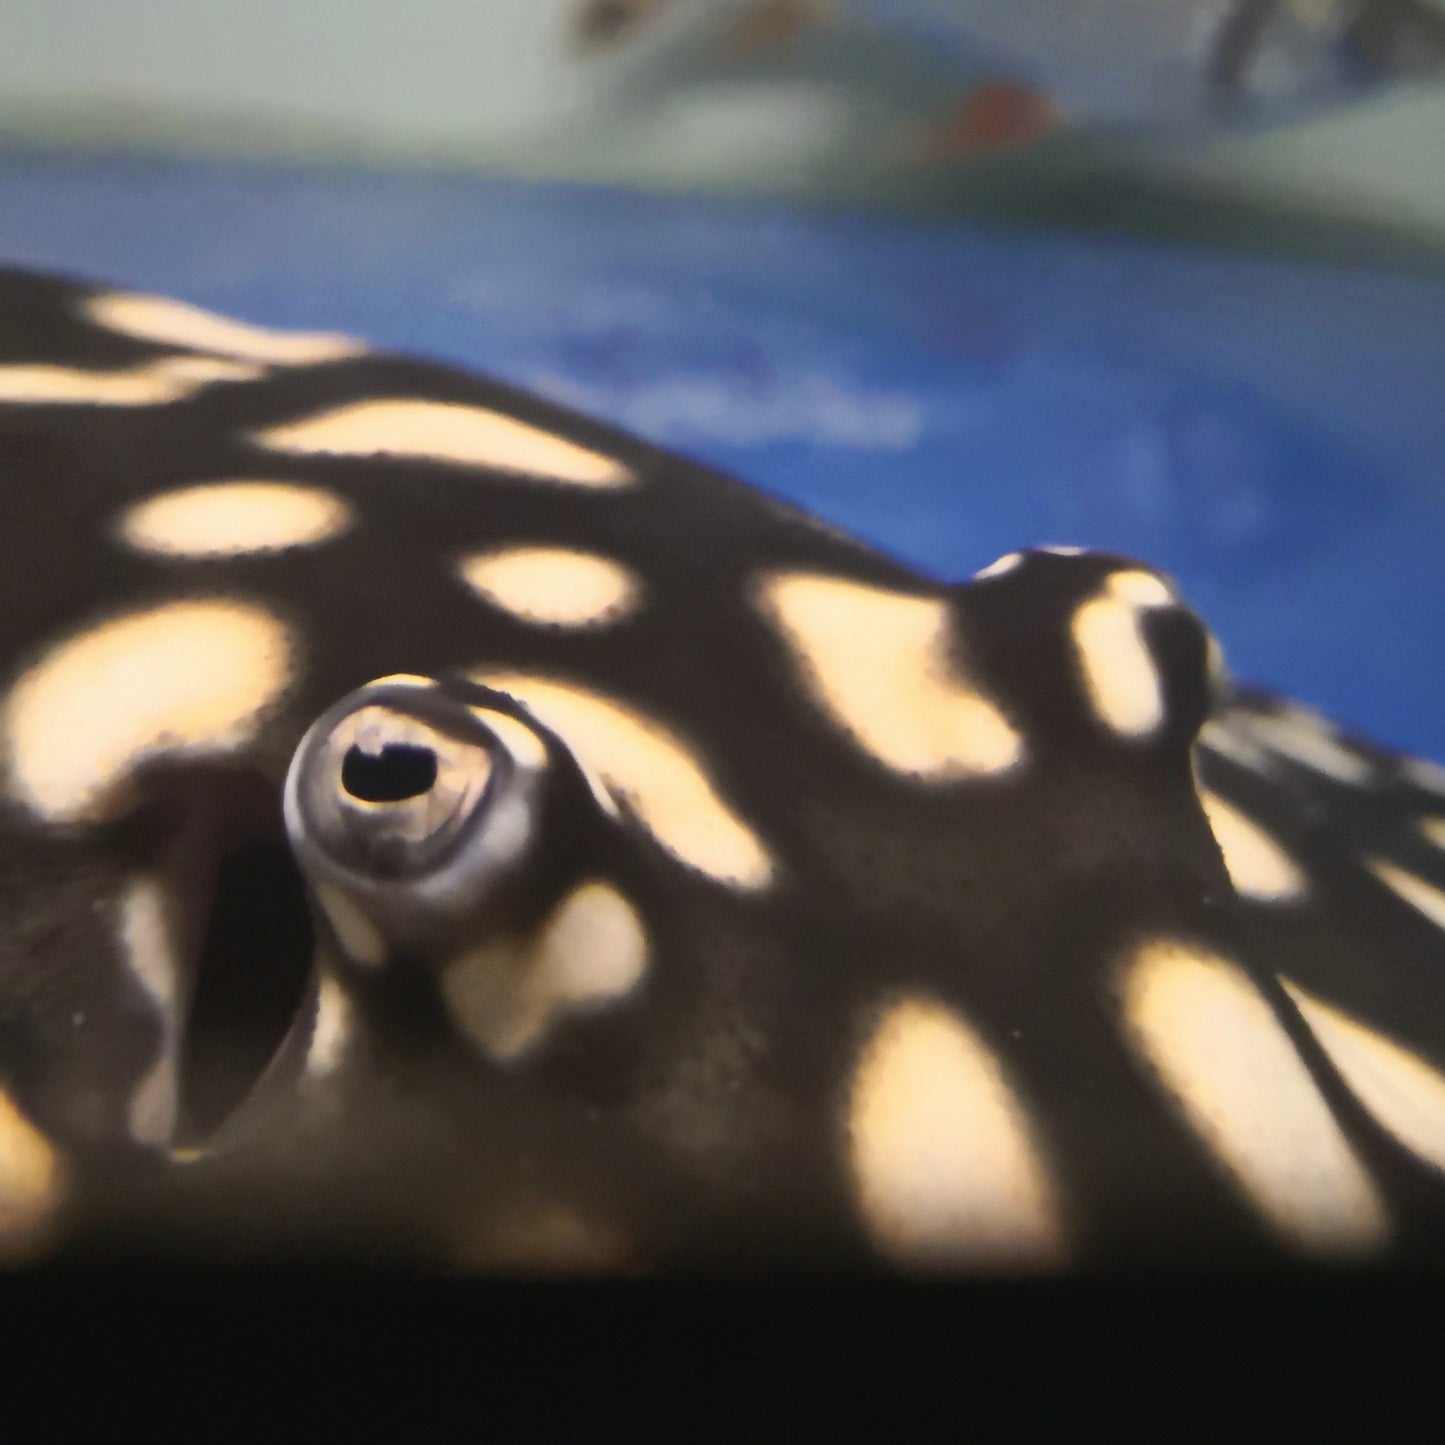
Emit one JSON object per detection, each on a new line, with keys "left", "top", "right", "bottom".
{"left": 342, "top": 743, "right": 438, "bottom": 803}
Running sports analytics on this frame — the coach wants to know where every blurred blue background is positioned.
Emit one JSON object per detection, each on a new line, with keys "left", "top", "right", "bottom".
{"left": 3, "top": 153, "right": 1440, "bottom": 759}
{"left": 0, "top": 1, "right": 1442, "bottom": 760}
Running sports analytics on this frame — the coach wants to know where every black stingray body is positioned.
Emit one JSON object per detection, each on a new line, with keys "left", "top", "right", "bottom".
{"left": 0, "top": 267, "right": 1442, "bottom": 1274}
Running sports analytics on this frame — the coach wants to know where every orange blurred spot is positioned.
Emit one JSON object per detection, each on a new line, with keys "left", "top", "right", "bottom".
{"left": 915, "top": 82, "right": 1061, "bottom": 160}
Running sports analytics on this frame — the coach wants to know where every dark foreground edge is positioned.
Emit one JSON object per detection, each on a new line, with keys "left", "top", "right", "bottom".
{"left": 2, "top": 1264, "right": 1443, "bottom": 1433}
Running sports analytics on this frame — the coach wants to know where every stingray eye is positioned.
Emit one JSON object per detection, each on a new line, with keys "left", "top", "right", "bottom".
{"left": 309, "top": 703, "right": 494, "bottom": 877}
{"left": 284, "top": 678, "right": 558, "bottom": 961}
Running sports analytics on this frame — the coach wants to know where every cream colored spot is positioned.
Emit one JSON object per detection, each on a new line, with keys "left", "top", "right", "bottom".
{"left": 84, "top": 290, "right": 363, "bottom": 366}
{"left": 459, "top": 547, "right": 640, "bottom": 629}
{"left": 366, "top": 673, "right": 437, "bottom": 693}
{"left": 1366, "top": 859, "right": 1445, "bottom": 932}
{"left": 118, "top": 481, "right": 353, "bottom": 558}
{"left": 468, "top": 707, "right": 550, "bottom": 772}
{"left": 847, "top": 997, "right": 1062, "bottom": 1271}
{"left": 755, "top": 572, "right": 1021, "bottom": 780}
{"left": 1198, "top": 789, "right": 1306, "bottom": 902}
{"left": 307, "top": 973, "right": 353, "bottom": 1079}
{"left": 1120, "top": 939, "right": 1387, "bottom": 1256}
{"left": 1071, "top": 570, "right": 1175, "bottom": 739}
{"left": 1419, "top": 817, "right": 1445, "bottom": 851}
{"left": 471, "top": 671, "right": 771, "bottom": 889}
{"left": 0, "top": 355, "right": 262, "bottom": 405}
{"left": 1237, "top": 709, "right": 1373, "bottom": 785}
{"left": 973, "top": 552, "right": 1022, "bottom": 581}
{"left": 252, "top": 399, "right": 631, "bottom": 487}
{"left": 1106, "top": 570, "right": 1175, "bottom": 608}
{"left": 121, "top": 876, "right": 178, "bottom": 1013}
{"left": 0, "top": 1090, "right": 64, "bottom": 1262}
{"left": 314, "top": 882, "right": 386, "bottom": 969}
{"left": 1204, "top": 633, "right": 1228, "bottom": 690}
{"left": 1040, "top": 544, "right": 1084, "bottom": 556}
{"left": 3, "top": 599, "right": 293, "bottom": 824}
{"left": 442, "top": 880, "right": 649, "bottom": 1063}
{"left": 121, "top": 877, "right": 182, "bottom": 1146}
{"left": 1403, "top": 757, "right": 1445, "bottom": 796}
{"left": 1283, "top": 979, "right": 1445, "bottom": 1177}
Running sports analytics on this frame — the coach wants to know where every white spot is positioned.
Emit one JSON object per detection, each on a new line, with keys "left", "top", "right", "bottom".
{"left": 1235, "top": 710, "right": 1373, "bottom": 785}
{"left": 1119, "top": 939, "right": 1388, "bottom": 1256}
{"left": 120, "top": 876, "right": 182, "bottom": 1147}
{"left": 1283, "top": 979, "right": 1445, "bottom": 1177}
{"left": 1198, "top": 789, "right": 1306, "bottom": 902}
{"left": 1403, "top": 757, "right": 1445, "bottom": 796}
{"left": 0, "top": 355, "right": 262, "bottom": 405}
{"left": 471, "top": 671, "right": 772, "bottom": 890}
{"left": 972, "top": 552, "right": 1022, "bottom": 582}
{"left": 1198, "top": 717, "right": 1274, "bottom": 774}
{"left": 847, "top": 997, "right": 1063, "bottom": 1271}
{"left": 307, "top": 973, "right": 353, "bottom": 1079}
{"left": 314, "top": 882, "right": 386, "bottom": 969}
{"left": 1040, "top": 545, "right": 1084, "bottom": 556}
{"left": 2, "top": 599, "right": 294, "bottom": 824}
{"left": 251, "top": 399, "right": 631, "bottom": 487}
{"left": 127, "top": 1064, "right": 178, "bottom": 1153}
{"left": 0, "top": 1089, "right": 64, "bottom": 1262}
{"left": 1366, "top": 859, "right": 1445, "bottom": 932}
{"left": 121, "top": 876, "right": 179, "bottom": 1013}
{"left": 755, "top": 572, "right": 1021, "bottom": 780}
{"left": 118, "top": 481, "right": 353, "bottom": 558}
{"left": 1071, "top": 570, "right": 1175, "bottom": 739}
{"left": 84, "top": 290, "right": 363, "bottom": 366}
{"left": 1419, "top": 817, "right": 1445, "bottom": 852}
{"left": 442, "top": 880, "right": 649, "bottom": 1063}
{"left": 459, "top": 547, "right": 640, "bottom": 629}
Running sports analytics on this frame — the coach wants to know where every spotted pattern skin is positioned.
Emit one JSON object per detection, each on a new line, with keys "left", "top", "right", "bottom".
{"left": 1, "top": 267, "right": 1444, "bottom": 1273}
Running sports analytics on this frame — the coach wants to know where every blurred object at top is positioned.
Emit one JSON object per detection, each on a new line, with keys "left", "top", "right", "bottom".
{"left": 555, "top": 0, "right": 1445, "bottom": 257}
{"left": 1, "top": 0, "right": 1442, "bottom": 255}
{"left": 571, "top": 0, "right": 1445, "bottom": 156}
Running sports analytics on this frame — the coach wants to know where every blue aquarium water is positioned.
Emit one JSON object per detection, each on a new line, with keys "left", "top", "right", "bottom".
{"left": 1, "top": 152, "right": 1441, "bottom": 759}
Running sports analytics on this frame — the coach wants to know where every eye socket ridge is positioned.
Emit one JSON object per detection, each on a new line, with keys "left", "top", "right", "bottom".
{"left": 285, "top": 678, "right": 633, "bottom": 972}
